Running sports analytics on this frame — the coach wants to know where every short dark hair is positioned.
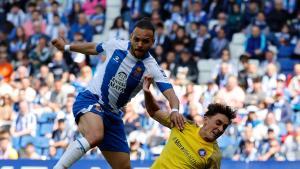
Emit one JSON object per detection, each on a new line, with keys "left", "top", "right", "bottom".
{"left": 204, "top": 103, "right": 236, "bottom": 122}
{"left": 134, "top": 17, "right": 155, "bottom": 34}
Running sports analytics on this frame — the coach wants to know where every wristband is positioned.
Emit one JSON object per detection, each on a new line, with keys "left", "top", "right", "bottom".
{"left": 171, "top": 108, "right": 179, "bottom": 112}
{"left": 64, "top": 44, "right": 71, "bottom": 52}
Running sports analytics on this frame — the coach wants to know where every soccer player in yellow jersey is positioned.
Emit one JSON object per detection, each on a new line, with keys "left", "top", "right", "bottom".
{"left": 143, "top": 76, "right": 236, "bottom": 169}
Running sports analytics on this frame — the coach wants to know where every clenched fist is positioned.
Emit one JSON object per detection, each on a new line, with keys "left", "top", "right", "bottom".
{"left": 51, "top": 37, "right": 67, "bottom": 51}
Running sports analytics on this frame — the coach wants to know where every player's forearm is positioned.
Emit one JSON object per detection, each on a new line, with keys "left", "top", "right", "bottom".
{"left": 144, "top": 90, "right": 172, "bottom": 128}
{"left": 144, "top": 90, "right": 160, "bottom": 116}
{"left": 69, "top": 42, "right": 98, "bottom": 55}
{"left": 163, "top": 89, "right": 179, "bottom": 110}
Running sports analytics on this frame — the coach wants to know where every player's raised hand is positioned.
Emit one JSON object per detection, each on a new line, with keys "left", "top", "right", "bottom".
{"left": 51, "top": 37, "right": 67, "bottom": 51}
{"left": 143, "top": 75, "right": 153, "bottom": 93}
{"left": 170, "top": 110, "right": 185, "bottom": 131}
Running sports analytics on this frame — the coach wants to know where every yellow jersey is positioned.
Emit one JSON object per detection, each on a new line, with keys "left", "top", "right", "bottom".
{"left": 151, "top": 122, "right": 221, "bottom": 169}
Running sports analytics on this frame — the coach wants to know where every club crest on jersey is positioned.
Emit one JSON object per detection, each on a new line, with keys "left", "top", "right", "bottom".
{"left": 133, "top": 66, "right": 142, "bottom": 77}
{"left": 198, "top": 149, "right": 206, "bottom": 157}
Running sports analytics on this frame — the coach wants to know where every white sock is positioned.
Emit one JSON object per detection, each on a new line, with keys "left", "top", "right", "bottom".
{"left": 53, "top": 137, "right": 91, "bottom": 169}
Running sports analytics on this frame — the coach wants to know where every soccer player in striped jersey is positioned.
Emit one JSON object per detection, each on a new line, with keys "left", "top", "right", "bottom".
{"left": 51, "top": 18, "right": 185, "bottom": 169}
{"left": 143, "top": 76, "right": 236, "bottom": 169}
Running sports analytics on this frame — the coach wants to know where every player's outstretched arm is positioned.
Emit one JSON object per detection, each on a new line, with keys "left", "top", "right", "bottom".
{"left": 143, "top": 76, "right": 172, "bottom": 128}
{"left": 162, "top": 88, "right": 185, "bottom": 130}
{"left": 51, "top": 37, "right": 99, "bottom": 55}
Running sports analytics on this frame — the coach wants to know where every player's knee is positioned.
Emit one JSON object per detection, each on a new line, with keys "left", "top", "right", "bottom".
{"left": 85, "top": 130, "right": 103, "bottom": 147}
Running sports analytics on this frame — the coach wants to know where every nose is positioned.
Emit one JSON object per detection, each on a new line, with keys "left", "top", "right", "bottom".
{"left": 218, "top": 126, "right": 224, "bottom": 133}
{"left": 137, "top": 41, "right": 143, "bottom": 48}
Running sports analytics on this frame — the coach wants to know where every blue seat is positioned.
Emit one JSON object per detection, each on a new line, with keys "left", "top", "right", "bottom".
{"left": 278, "top": 58, "right": 299, "bottom": 75}
{"left": 34, "top": 136, "right": 50, "bottom": 156}
{"left": 12, "top": 137, "right": 20, "bottom": 150}
{"left": 36, "top": 147, "right": 49, "bottom": 156}
{"left": 39, "top": 123, "right": 54, "bottom": 136}
{"left": 34, "top": 136, "right": 50, "bottom": 148}
{"left": 55, "top": 148, "right": 65, "bottom": 159}
{"left": 20, "top": 135, "right": 34, "bottom": 148}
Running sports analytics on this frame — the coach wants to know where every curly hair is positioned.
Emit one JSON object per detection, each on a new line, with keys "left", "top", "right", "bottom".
{"left": 204, "top": 103, "right": 236, "bottom": 122}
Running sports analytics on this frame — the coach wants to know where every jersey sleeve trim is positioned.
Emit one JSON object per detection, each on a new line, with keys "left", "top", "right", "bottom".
{"left": 96, "top": 43, "right": 104, "bottom": 53}
{"left": 156, "top": 82, "right": 172, "bottom": 92}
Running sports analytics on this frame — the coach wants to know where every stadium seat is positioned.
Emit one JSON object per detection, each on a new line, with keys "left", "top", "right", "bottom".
{"left": 229, "top": 44, "right": 245, "bottom": 59}
{"left": 20, "top": 135, "right": 34, "bottom": 148}
{"left": 12, "top": 137, "right": 20, "bottom": 150}
{"left": 278, "top": 58, "right": 299, "bottom": 75}
{"left": 208, "top": 20, "right": 218, "bottom": 30}
{"left": 39, "top": 123, "right": 54, "bottom": 136}
{"left": 34, "top": 136, "right": 50, "bottom": 156}
{"left": 231, "top": 33, "right": 246, "bottom": 45}
{"left": 197, "top": 59, "right": 219, "bottom": 84}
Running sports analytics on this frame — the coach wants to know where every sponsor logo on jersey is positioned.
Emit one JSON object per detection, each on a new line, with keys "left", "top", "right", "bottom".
{"left": 109, "top": 72, "right": 127, "bottom": 93}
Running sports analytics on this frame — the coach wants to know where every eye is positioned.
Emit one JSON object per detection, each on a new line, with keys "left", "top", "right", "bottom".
{"left": 216, "top": 120, "right": 222, "bottom": 126}
{"left": 142, "top": 39, "right": 150, "bottom": 44}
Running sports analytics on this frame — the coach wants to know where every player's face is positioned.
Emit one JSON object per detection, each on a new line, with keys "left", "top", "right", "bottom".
{"left": 202, "top": 113, "right": 230, "bottom": 142}
{"left": 130, "top": 27, "right": 154, "bottom": 59}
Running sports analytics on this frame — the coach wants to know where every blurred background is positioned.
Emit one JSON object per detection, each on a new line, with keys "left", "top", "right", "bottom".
{"left": 0, "top": 0, "right": 300, "bottom": 168}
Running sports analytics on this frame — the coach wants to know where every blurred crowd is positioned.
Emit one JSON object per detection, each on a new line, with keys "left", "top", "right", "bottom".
{"left": 0, "top": 0, "right": 300, "bottom": 162}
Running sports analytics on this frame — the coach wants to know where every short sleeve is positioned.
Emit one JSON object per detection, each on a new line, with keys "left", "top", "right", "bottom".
{"left": 148, "top": 60, "right": 173, "bottom": 92}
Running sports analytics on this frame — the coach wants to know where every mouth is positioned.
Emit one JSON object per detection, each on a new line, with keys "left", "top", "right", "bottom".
{"left": 135, "top": 49, "right": 144, "bottom": 53}
{"left": 211, "top": 130, "right": 219, "bottom": 138}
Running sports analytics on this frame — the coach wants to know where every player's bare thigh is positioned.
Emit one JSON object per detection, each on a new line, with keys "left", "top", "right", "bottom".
{"left": 102, "top": 151, "right": 131, "bottom": 169}
{"left": 77, "top": 112, "right": 104, "bottom": 147}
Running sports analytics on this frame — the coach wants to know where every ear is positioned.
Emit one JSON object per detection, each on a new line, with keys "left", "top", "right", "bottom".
{"left": 203, "top": 116, "right": 208, "bottom": 126}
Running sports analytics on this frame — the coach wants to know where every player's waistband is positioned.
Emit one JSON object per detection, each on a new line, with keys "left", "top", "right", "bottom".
{"left": 86, "top": 90, "right": 120, "bottom": 114}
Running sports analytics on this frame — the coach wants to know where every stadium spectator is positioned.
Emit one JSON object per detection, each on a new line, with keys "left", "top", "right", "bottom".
{"left": 10, "top": 100, "right": 37, "bottom": 139}
{"left": 0, "top": 47, "right": 13, "bottom": 82}
{"left": 257, "top": 128, "right": 284, "bottom": 161}
{"left": 68, "top": 12, "right": 94, "bottom": 42}
{"left": 22, "top": 10, "right": 46, "bottom": 38}
{"left": 46, "top": 14, "right": 68, "bottom": 40}
{"left": 89, "top": 4, "right": 105, "bottom": 34}
{"left": 20, "top": 143, "right": 40, "bottom": 159}
{"left": 172, "top": 49, "right": 199, "bottom": 85}
{"left": 49, "top": 118, "right": 70, "bottom": 156}
{"left": 6, "top": 3, "right": 26, "bottom": 27}
{"left": 9, "top": 27, "right": 27, "bottom": 56}
{"left": 82, "top": 0, "right": 106, "bottom": 16}
{"left": 67, "top": 1, "right": 82, "bottom": 26}
{"left": 267, "top": 0, "right": 289, "bottom": 32}
{"left": 0, "top": 129, "right": 18, "bottom": 159}
{"left": 233, "top": 139, "right": 258, "bottom": 162}
{"left": 209, "top": 27, "right": 229, "bottom": 59}
{"left": 107, "top": 16, "right": 129, "bottom": 40}
{"left": 216, "top": 75, "right": 246, "bottom": 108}
{"left": 245, "top": 77, "right": 267, "bottom": 106}
{"left": 190, "top": 24, "right": 210, "bottom": 59}
{"left": 253, "top": 112, "right": 280, "bottom": 141}
{"left": 245, "top": 25, "right": 268, "bottom": 60}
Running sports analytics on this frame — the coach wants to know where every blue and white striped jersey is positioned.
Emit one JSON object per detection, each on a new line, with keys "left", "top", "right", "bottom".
{"left": 86, "top": 39, "right": 172, "bottom": 111}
